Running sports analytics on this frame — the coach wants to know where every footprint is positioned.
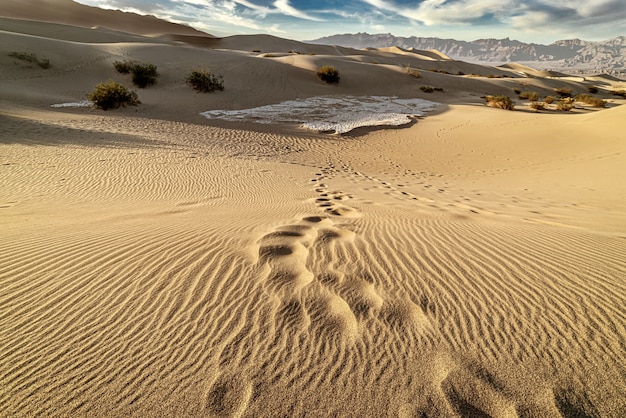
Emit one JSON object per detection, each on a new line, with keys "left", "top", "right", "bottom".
{"left": 205, "top": 373, "right": 253, "bottom": 418}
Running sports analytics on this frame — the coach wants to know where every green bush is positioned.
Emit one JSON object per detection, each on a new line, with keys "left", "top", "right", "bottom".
{"left": 9, "top": 51, "right": 50, "bottom": 69}
{"left": 317, "top": 65, "right": 340, "bottom": 84}
{"left": 555, "top": 87, "right": 573, "bottom": 97}
{"left": 131, "top": 63, "right": 158, "bottom": 88}
{"left": 186, "top": 68, "right": 224, "bottom": 93}
{"left": 420, "top": 85, "right": 434, "bottom": 93}
{"left": 485, "top": 95, "right": 515, "bottom": 110}
{"left": 113, "top": 60, "right": 158, "bottom": 88}
{"left": 519, "top": 91, "right": 540, "bottom": 101}
{"left": 574, "top": 94, "right": 606, "bottom": 108}
{"left": 87, "top": 80, "right": 140, "bottom": 110}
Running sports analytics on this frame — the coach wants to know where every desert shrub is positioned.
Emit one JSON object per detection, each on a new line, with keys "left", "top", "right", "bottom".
{"left": 574, "top": 94, "right": 606, "bottom": 108}
{"left": 556, "top": 100, "right": 573, "bottom": 111}
{"left": 113, "top": 60, "right": 158, "bottom": 88}
{"left": 555, "top": 87, "right": 573, "bottom": 97}
{"left": 420, "top": 85, "right": 434, "bottom": 93}
{"left": 530, "top": 102, "right": 545, "bottom": 111}
{"left": 113, "top": 60, "right": 134, "bottom": 74}
{"left": 9, "top": 51, "right": 50, "bottom": 69}
{"left": 87, "top": 80, "right": 140, "bottom": 110}
{"left": 587, "top": 86, "right": 599, "bottom": 94}
{"left": 131, "top": 63, "right": 158, "bottom": 88}
{"left": 544, "top": 95, "right": 555, "bottom": 104}
{"left": 611, "top": 89, "right": 626, "bottom": 98}
{"left": 457, "top": 71, "right": 465, "bottom": 76}
{"left": 485, "top": 95, "right": 515, "bottom": 110}
{"left": 263, "top": 53, "right": 278, "bottom": 58}
{"left": 519, "top": 91, "right": 540, "bottom": 101}
{"left": 252, "top": 49, "right": 261, "bottom": 53}
{"left": 186, "top": 68, "right": 224, "bottom": 93}
{"left": 317, "top": 65, "right": 340, "bottom": 84}
{"left": 406, "top": 68, "right": 421, "bottom": 78}
{"left": 513, "top": 87, "right": 522, "bottom": 94}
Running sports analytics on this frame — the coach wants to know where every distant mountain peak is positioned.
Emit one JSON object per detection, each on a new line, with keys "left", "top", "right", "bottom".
{"left": 309, "top": 33, "right": 626, "bottom": 76}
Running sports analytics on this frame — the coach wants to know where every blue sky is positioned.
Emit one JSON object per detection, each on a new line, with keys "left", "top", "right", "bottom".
{"left": 74, "top": 0, "right": 625, "bottom": 43}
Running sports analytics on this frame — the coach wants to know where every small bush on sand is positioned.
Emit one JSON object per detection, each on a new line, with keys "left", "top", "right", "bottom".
{"left": 556, "top": 99, "right": 573, "bottom": 112}
{"left": 513, "top": 87, "right": 522, "bottom": 94}
{"left": 186, "top": 68, "right": 224, "bottom": 93}
{"left": 317, "top": 65, "right": 340, "bottom": 84}
{"left": 519, "top": 91, "right": 540, "bottom": 101}
{"left": 587, "top": 86, "right": 599, "bottom": 94}
{"left": 113, "top": 60, "right": 159, "bottom": 88}
{"left": 113, "top": 60, "right": 134, "bottom": 74}
{"left": 555, "top": 87, "right": 573, "bottom": 97}
{"left": 9, "top": 51, "right": 50, "bottom": 69}
{"left": 574, "top": 94, "right": 606, "bottom": 108}
{"left": 544, "top": 95, "right": 555, "bottom": 104}
{"left": 131, "top": 63, "right": 158, "bottom": 88}
{"left": 530, "top": 102, "right": 545, "bottom": 111}
{"left": 420, "top": 85, "right": 434, "bottom": 93}
{"left": 485, "top": 95, "right": 515, "bottom": 110}
{"left": 87, "top": 80, "right": 140, "bottom": 110}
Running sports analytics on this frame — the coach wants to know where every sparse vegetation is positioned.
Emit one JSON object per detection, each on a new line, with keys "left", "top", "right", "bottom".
{"left": 574, "top": 94, "right": 606, "bottom": 108}
{"left": 263, "top": 53, "right": 278, "bottom": 58}
{"left": 557, "top": 99, "right": 574, "bottom": 112}
{"left": 252, "top": 49, "right": 261, "bottom": 53}
{"left": 405, "top": 66, "right": 421, "bottom": 78}
{"left": 113, "top": 60, "right": 134, "bottom": 74}
{"left": 420, "top": 85, "right": 434, "bottom": 93}
{"left": 113, "top": 60, "right": 158, "bottom": 88}
{"left": 9, "top": 51, "right": 50, "bottom": 69}
{"left": 513, "top": 87, "right": 522, "bottom": 95}
{"left": 544, "top": 96, "right": 555, "bottom": 104}
{"left": 317, "top": 65, "right": 340, "bottom": 84}
{"left": 519, "top": 91, "right": 540, "bottom": 101}
{"left": 555, "top": 87, "right": 573, "bottom": 97}
{"left": 530, "top": 102, "right": 545, "bottom": 111}
{"left": 485, "top": 95, "right": 515, "bottom": 110}
{"left": 186, "top": 68, "right": 224, "bottom": 93}
{"left": 87, "top": 80, "right": 140, "bottom": 110}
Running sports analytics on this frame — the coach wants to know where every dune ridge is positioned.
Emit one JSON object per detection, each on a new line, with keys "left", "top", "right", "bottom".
{"left": 1, "top": 11, "right": 626, "bottom": 418}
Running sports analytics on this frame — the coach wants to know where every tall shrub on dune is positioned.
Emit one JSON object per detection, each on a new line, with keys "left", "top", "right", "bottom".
{"left": 317, "top": 65, "right": 340, "bottom": 84}
{"left": 88, "top": 80, "right": 140, "bottom": 110}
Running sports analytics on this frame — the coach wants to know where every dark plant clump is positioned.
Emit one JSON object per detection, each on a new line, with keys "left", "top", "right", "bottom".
{"left": 587, "top": 86, "right": 599, "bottom": 94}
{"left": 87, "top": 80, "right": 140, "bottom": 110}
{"left": 113, "top": 60, "right": 158, "bottom": 88}
{"left": 186, "top": 68, "right": 224, "bottom": 93}
{"left": 544, "top": 96, "right": 555, "bottom": 104}
{"left": 420, "top": 85, "right": 434, "bottom": 93}
{"left": 317, "top": 65, "right": 340, "bottom": 84}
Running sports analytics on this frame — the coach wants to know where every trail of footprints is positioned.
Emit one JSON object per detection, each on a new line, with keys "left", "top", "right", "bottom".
{"left": 255, "top": 168, "right": 431, "bottom": 342}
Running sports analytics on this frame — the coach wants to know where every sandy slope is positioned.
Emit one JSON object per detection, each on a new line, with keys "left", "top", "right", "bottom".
{"left": 1, "top": 14, "right": 626, "bottom": 418}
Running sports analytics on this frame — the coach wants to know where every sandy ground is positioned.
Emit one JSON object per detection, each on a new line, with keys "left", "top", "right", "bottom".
{"left": 1, "top": 10, "right": 626, "bottom": 418}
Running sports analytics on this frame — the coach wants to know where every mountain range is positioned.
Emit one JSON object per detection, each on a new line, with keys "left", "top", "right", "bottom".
{"left": 309, "top": 33, "right": 626, "bottom": 76}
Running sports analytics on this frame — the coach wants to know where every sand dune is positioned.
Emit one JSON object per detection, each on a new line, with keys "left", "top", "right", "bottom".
{"left": 1, "top": 10, "right": 626, "bottom": 418}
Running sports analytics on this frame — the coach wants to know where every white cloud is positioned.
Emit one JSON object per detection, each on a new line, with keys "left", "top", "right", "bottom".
{"left": 272, "top": 0, "right": 324, "bottom": 21}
